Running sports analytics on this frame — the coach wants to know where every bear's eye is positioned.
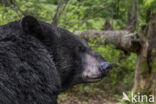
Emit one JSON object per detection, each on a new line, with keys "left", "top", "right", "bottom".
{"left": 75, "top": 46, "right": 85, "bottom": 52}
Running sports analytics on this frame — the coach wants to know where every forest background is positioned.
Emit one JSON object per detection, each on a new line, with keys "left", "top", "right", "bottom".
{"left": 0, "top": 0, "right": 156, "bottom": 104}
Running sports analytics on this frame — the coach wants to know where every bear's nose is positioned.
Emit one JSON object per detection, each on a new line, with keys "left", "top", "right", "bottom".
{"left": 99, "top": 62, "right": 112, "bottom": 73}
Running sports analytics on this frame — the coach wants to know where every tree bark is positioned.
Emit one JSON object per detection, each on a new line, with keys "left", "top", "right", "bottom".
{"left": 77, "top": 30, "right": 140, "bottom": 53}
{"left": 133, "top": 14, "right": 156, "bottom": 97}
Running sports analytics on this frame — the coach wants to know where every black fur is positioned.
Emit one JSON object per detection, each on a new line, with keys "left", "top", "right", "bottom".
{"left": 0, "top": 16, "right": 107, "bottom": 104}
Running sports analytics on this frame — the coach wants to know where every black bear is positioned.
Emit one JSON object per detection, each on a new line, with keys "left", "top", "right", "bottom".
{"left": 0, "top": 16, "right": 112, "bottom": 104}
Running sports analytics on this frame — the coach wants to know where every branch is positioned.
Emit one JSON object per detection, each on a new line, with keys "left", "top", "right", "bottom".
{"left": 6, "top": 0, "right": 24, "bottom": 17}
{"left": 52, "top": 0, "right": 70, "bottom": 26}
{"left": 79, "top": 5, "right": 111, "bottom": 26}
{"left": 76, "top": 30, "right": 141, "bottom": 53}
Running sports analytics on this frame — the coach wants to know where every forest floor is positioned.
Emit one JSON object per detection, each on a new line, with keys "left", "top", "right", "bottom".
{"left": 58, "top": 93, "right": 119, "bottom": 104}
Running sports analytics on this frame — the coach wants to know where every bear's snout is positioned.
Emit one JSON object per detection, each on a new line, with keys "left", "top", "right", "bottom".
{"left": 81, "top": 51, "right": 112, "bottom": 82}
{"left": 99, "top": 62, "right": 112, "bottom": 76}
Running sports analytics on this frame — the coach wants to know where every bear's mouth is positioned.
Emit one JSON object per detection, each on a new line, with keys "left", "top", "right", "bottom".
{"left": 83, "top": 76, "right": 102, "bottom": 82}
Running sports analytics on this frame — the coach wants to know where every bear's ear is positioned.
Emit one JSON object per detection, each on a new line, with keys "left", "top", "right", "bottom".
{"left": 21, "top": 16, "right": 44, "bottom": 40}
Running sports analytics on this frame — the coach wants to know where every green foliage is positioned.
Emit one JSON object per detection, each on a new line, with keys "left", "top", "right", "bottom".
{"left": 0, "top": 0, "right": 154, "bottom": 103}
{"left": 139, "top": 0, "right": 156, "bottom": 26}
{"left": 0, "top": 0, "right": 155, "bottom": 30}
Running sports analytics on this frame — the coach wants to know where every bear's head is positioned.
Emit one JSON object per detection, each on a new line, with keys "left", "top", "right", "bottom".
{"left": 21, "top": 16, "right": 112, "bottom": 91}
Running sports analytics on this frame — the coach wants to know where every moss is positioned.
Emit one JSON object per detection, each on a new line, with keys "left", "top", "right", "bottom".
{"left": 140, "top": 59, "right": 149, "bottom": 74}
{"left": 151, "top": 60, "right": 156, "bottom": 73}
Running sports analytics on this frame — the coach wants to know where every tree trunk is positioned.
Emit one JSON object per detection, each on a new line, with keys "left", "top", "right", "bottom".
{"left": 133, "top": 14, "right": 156, "bottom": 97}
{"left": 102, "top": 19, "right": 113, "bottom": 30}
{"left": 52, "top": 0, "right": 70, "bottom": 26}
{"left": 77, "top": 30, "right": 140, "bottom": 53}
{"left": 124, "top": 0, "right": 138, "bottom": 32}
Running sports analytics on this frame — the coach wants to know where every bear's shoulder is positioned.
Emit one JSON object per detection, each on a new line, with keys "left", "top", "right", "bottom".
{"left": 0, "top": 21, "right": 21, "bottom": 40}
{"left": 0, "top": 20, "right": 61, "bottom": 101}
